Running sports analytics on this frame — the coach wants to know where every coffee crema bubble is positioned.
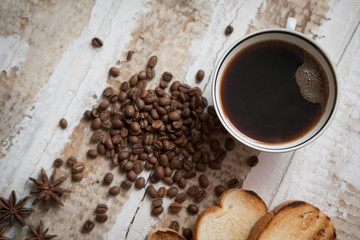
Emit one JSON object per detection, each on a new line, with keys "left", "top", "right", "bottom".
{"left": 295, "top": 52, "right": 329, "bottom": 110}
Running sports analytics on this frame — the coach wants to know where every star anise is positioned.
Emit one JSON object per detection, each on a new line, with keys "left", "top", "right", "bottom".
{"left": 0, "top": 190, "right": 33, "bottom": 227}
{"left": 29, "top": 168, "right": 71, "bottom": 209}
{"left": 0, "top": 225, "right": 12, "bottom": 240}
{"left": 26, "top": 221, "right": 56, "bottom": 240}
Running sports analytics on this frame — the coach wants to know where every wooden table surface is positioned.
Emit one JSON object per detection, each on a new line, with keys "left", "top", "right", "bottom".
{"left": 0, "top": 0, "right": 359, "bottom": 239}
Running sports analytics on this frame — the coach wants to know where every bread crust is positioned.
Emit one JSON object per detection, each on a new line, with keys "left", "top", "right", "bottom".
{"left": 147, "top": 228, "right": 185, "bottom": 240}
{"left": 248, "top": 200, "right": 336, "bottom": 240}
{"left": 193, "top": 189, "right": 267, "bottom": 240}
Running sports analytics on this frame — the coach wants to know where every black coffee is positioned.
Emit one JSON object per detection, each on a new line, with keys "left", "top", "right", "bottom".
{"left": 221, "top": 40, "right": 328, "bottom": 143}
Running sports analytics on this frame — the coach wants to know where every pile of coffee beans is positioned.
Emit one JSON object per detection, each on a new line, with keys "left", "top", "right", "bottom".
{"left": 79, "top": 52, "right": 255, "bottom": 237}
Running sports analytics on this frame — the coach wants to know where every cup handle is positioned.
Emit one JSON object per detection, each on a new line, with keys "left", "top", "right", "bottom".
{"left": 286, "top": 17, "right": 297, "bottom": 31}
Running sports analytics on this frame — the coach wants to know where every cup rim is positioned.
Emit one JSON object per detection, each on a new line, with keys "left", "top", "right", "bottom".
{"left": 212, "top": 28, "right": 340, "bottom": 152}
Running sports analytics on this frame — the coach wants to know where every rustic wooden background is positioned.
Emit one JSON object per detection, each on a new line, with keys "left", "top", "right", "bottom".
{"left": 0, "top": 0, "right": 359, "bottom": 239}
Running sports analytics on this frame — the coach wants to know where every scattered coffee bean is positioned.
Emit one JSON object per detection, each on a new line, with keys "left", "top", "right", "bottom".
{"left": 169, "top": 202, "right": 182, "bottom": 214}
{"left": 87, "top": 149, "right": 98, "bottom": 158}
{"left": 152, "top": 198, "right": 163, "bottom": 207}
{"left": 215, "top": 185, "right": 226, "bottom": 196}
{"left": 157, "top": 186, "right": 167, "bottom": 198}
{"left": 167, "top": 187, "right": 179, "bottom": 198}
{"left": 121, "top": 180, "right": 132, "bottom": 190}
{"left": 225, "top": 25, "right": 234, "bottom": 35}
{"left": 53, "top": 158, "right": 63, "bottom": 168}
{"left": 103, "top": 173, "right": 114, "bottom": 185}
{"left": 183, "top": 228, "right": 193, "bottom": 240}
{"left": 163, "top": 177, "right": 173, "bottom": 185}
{"left": 82, "top": 220, "right": 95, "bottom": 233}
{"left": 147, "top": 56, "right": 158, "bottom": 68}
{"left": 59, "top": 118, "right": 68, "bottom": 129}
{"left": 247, "top": 155, "right": 259, "bottom": 167}
{"left": 138, "top": 70, "right": 147, "bottom": 80}
{"left": 154, "top": 165, "right": 165, "bottom": 179}
{"left": 72, "top": 172, "right": 83, "bottom": 182}
{"left": 67, "top": 156, "right": 77, "bottom": 166}
{"left": 109, "top": 67, "right": 120, "bottom": 77}
{"left": 151, "top": 206, "right": 164, "bottom": 216}
{"left": 228, "top": 178, "right": 239, "bottom": 189}
{"left": 187, "top": 204, "right": 199, "bottom": 214}
{"left": 209, "top": 160, "right": 221, "bottom": 170}
{"left": 187, "top": 185, "right": 201, "bottom": 197}
{"left": 198, "top": 174, "right": 209, "bottom": 188}
{"left": 196, "top": 70, "right": 205, "bottom": 81}
{"left": 95, "top": 204, "right": 108, "bottom": 213}
{"left": 162, "top": 71, "right": 173, "bottom": 82}
{"left": 127, "top": 50, "right": 134, "bottom": 61}
{"left": 91, "top": 118, "right": 102, "bottom": 130}
{"left": 225, "top": 137, "right": 235, "bottom": 151}
{"left": 147, "top": 185, "right": 158, "bottom": 198}
{"left": 135, "top": 177, "right": 145, "bottom": 189}
{"left": 84, "top": 110, "right": 92, "bottom": 120}
{"left": 95, "top": 213, "right": 108, "bottom": 222}
{"left": 126, "top": 170, "right": 137, "bottom": 182}
{"left": 175, "top": 192, "right": 187, "bottom": 203}
{"left": 178, "top": 177, "right": 187, "bottom": 189}
{"left": 72, "top": 162, "right": 85, "bottom": 173}
{"left": 194, "top": 189, "right": 207, "bottom": 203}
{"left": 109, "top": 186, "right": 120, "bottom": 196}
{"left": 91, "top": 37, "right": 103, "bottom": 48}
{"left": 210, "top": 139, "right": 220, "bottom": 151}
{"left": 169, "top": 221, "right": 179, "bottom": 231}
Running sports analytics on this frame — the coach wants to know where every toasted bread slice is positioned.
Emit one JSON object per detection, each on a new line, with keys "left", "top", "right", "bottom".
{"left": 248, "top": 200, "right": 336, "bottom": 240}
{"left": 147, "top": 228, "right": 185, "bottom": 240}
{"left": 193, "top": 189, "right": 267, "bottom": 240}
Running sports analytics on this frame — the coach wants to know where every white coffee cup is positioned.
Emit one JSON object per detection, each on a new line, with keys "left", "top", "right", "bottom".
{"left": 212, "top": 18, "right": 339, "bottom": 152}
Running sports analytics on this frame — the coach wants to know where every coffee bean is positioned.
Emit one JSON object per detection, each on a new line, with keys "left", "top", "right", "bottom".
{"left": 161, "top": 176, "right": 172, "bottom": 185}
{"left": 187, "top": 204, "right": 199, "bottom": 214}
{"left": 103, "top": 173, "right": 114, "bottom": 185}
{"left": 59, "top": 118, "right": 68, "bottom": 129}
{"left": 95, "top": 213, "right": 108, "bottom": 222}
{"left": 120, "top": 81, "right": 130, "bottom": 92}
{"left": 154, "top": 165, "right": 165, "bottom": 179}
{"left": 183, "top": 170, "right": 196, "bottom": 179}
{"left": 196, "top": 70, "right": 205, "bottom": 81}
{"left": 247, "top": 155, "right": 259, "bottom": 167}
{"left": 194, "top": 189, "right": 207, "bottom": 203}
{"left": 148, "top": 56, "right": 158, "bottom": 68}
{"left": 125, "top": 105, "right": 135, "bottom": 117}
{"left": 198, "top": 174, "right": 209, "bottom": 188}
{"left": 178, "top": 177, "right": 187, "bottom": 189}
{"left": 53, "top": 158, "right": 63, "bottom": 168}
{"left": 95, "top": 204, "right": 108, "bottom": 213}
{"left": 164, "top": 167, "right": 172, "bottom": 177}
{"left": 183, "top": 160, "right": 194, "bottom": 171}
{"left": 67, "top": 156, "right": 77, "bottom": 166}
{"left": 175, "top": 192, "right": 187, "bottom": 203}
{"left": 150, "top": 175, "right": 160, "bottom": 184}
{"left": 72, "top": 172, "right": 83, "bottom": 182}
{"left": 183, "top": 228, "right": 193, "bottom": 240}
{"left": 209, "top": 160, "right": 221, "bottom": 170}
{"left": 91, "top": 130, "right": 102, "bottom": 143}
{"left": 228, "top": 178, "right": 239, "bottom": 189}
{"left": 169, "top": 111, "right": 181, "bottom": 121}
{"left": 130, "top": 122, "right": 141, "bottom": 132}
{"left": 192, "top": 150, "right": 202, "bottom": 163}
{"left": 146, "top": 67, "right": 156, "bottom": 79}
{"left": 135, "top": 177, "right": 145, "bottom": 189}
{"left": 225, "top": 25, "right": 234, "bottom": 35}
{"left": 91, "top": 118, "right": 102, "bottom": 130}
{"left": 162, "top": 71, "right": 173, "bottom": 82}
{"left": 195, "top": 162, "right": 206, "bottom": 172}
{"left": 167, "top": 187, "right": 179, "bottom": 198}
{"left": 147, "top": 185, "right": 158, "bottom": 198}
{"left": 169, "top": 221, "right": 179, "bottom": 231}
{"left": 138, "top": 70, "right": 147, "bottom": 80}
{"left": 215, "top": 185, "right": 226, "bottom": 196}
{"left": 172, "top": 170, "right": 182, "bottom": 183}
{"left": 159, "top": 80, "right": 168, "bottom": 89}
{"left": 121, "top": 180, "right": 132, "bottom": 190}
{"left": 169, "top": 202, "right": 182, "bottom": 214}
{"left": 187, "top": 185, "right": 201, "bottom": 197}
{"left": 87, "top": 149, "right": 98, "bottom": 158}
{"left": 82, "top": 220, "right": 95, "bottom": 233}
{"left": 157, "top": 186, "right": 167, "bottom": 198}
{"left": 109, "top": 67, "right": 120, "bottom": 77}
{"left": 163, "top": 140, "right": 175, "bottom": 151}
{"left": 170, "top": 81, "right": 181, "bottom": 92}
{"left": 126, "top": 170, "right": 137, "bottom": 182}
{"left": 109, "top": 186, "right": 120, "bottom": 196}
{"left": 84, "top": 110, "right": 93, "bottom": 120}
{"left": 224, "top": 137, "right": 235, "bottom": 151}
{"left": 152, "top": 119, "right": 163, "bottom": 129}
{"left": 132, "top": 144, "right": 144, "bottom": 154}
{"left": 151, "top": 206, "right": 163, "bottom": 216}
{"left": 152, "top": 198, "right": 163, "bottom": 207}
{"left": 72, "top": 162, "right": 85, "bottom": 173}
{"left": 91, "top": 37, "right": 103, "bottom": 48}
